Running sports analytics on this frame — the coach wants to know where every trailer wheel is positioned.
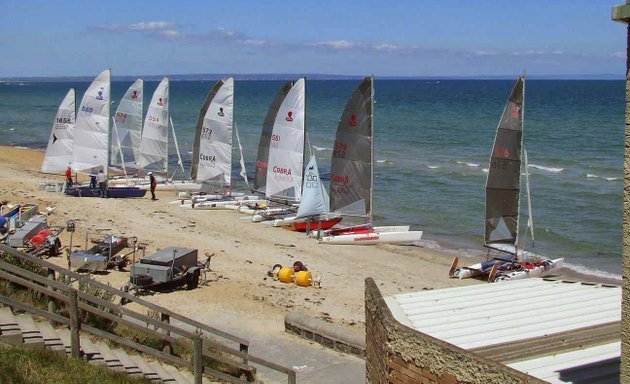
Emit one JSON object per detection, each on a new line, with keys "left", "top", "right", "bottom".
{"left": 132, "top": 274, "right": 153, "bottom": 286}
{"left": 186, "top": 269, "right": 200, "bottom": 290}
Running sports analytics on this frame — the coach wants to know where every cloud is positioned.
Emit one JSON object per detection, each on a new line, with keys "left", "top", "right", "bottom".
{"left": 89, "top": 21, "right": 182, "bottom": 39}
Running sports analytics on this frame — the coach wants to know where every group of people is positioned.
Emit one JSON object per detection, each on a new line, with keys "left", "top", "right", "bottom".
{"left": 64, "top": 165, "right": 157, "bottom": 200}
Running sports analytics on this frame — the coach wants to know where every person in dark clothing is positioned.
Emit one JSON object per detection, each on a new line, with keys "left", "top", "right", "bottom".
{"left": 149, "top": 172, "right": 157, "bottom": 200}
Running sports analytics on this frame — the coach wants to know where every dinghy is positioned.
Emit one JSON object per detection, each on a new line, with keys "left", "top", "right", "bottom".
{"left": 449, "top": 76, "right": 564, "bottom": 281}
{"left": 319, "top": 77, "right": 422, "bottom": 245}
{"left": 274, "top": 155, "right": 342, "bottom": 231}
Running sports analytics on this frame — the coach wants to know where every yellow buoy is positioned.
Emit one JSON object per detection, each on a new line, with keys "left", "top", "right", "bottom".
{"left": 278, "top": 267, "right": 295, "bottom": 283}
{"left": 295, "top": 271, "right": 313, "bottom": 287}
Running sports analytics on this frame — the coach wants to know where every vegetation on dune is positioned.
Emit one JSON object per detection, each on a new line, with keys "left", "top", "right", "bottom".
{"left": 0, "top": 343, "right": 150, "bottom": 384}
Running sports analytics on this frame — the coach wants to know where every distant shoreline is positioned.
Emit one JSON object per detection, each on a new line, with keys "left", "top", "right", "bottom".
{"left": 0, "top": 74, "right": 625, "bottom": 83}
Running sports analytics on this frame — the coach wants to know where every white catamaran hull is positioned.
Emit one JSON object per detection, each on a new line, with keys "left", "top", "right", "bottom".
{"left": 320, "top": 230, "right": 422, "bottom": 245}
{"left": 493, "top": 258, "right": 565, "bottom": 282}
{"left": 192, "top": 199, "right": 268, "bottom": 211}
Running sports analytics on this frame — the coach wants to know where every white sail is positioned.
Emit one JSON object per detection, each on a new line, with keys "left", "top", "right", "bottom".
{"left": 296, "top": 155, "right": 329, "bottom": 218}
{"left": 137, "top": 77, "right": 169, "bottom": 173}
{"left": 72, "top": 69, "right": 111, "bottom": 173}
{"left": 234, "top": 122, "right": 249, "bottom": 187}
{"left": 193, "top": 78, "right": 234, "bottom": 185}
{"left": 111, "top": 79, "right": 143, "bottom": 169}
{"left": 265, "top": 78, "right": 305, "bottom": 199}
{"left": 42, "top": 88, "right": 75, "bottom": 173}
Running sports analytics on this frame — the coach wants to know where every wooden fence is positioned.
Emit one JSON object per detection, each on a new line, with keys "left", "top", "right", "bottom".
{"left": 0, "top": 243, "right": 296, "bottom": 384}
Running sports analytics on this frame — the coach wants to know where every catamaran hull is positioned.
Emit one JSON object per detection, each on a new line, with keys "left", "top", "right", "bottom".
{"left": 65, "top": 187, "right": 146, "bottom": 198}
{"left": 320, "top": 230, "right": 423, "bottom": 245}
{"left": 286, "top": 217, "right": 341, "bottom": 232}
{"left": 193, "top": 199, "right": 267, "bottom": 210}
{"left": 492, "top": 258, "right": 565, "bottom": 282}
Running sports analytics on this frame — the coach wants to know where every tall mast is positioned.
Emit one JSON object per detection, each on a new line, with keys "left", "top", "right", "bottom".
{"left": 515, "top": 73, "right": 525, "bottom": 260}
{"left": 369, "top": 75, "right": 375, "bottom": 225}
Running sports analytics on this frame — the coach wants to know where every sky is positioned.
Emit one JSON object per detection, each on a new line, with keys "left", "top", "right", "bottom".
{"left": 0, "top": 0, "right": 626, "bottom": 78}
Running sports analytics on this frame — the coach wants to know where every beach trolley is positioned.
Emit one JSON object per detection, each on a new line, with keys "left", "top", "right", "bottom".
{"left": 70, "top": 235, "right": 131, "bottom": 272}
{"left": 7, "top": 214, "right": 63, "bottom": 257}
{"left": 128, "top": 247, "right": 202, "bottom": 292}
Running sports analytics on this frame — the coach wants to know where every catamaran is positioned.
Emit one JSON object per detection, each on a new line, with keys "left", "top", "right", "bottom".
{"left": 274, "top": 155, "right": 342, "bottom": 232}
{"left": 64, "top": 69, "right": 145, "bottom": 198}
{"left": 249, "top": 79, "right": 306, "bottom": 221}
{"left": 110, "top": 78, "right": 143, "bottom": 177}
{"left": 318, "top": 76, "right": 423, "bottom": 245}
{"left": 41, "top": 88, "right": 75, "bottom": 174}
{"left": 184, "top": 78, "right": 258, "bottom": 209}
{"left": 449, "top": 76, "right": 564, "bottom": 281}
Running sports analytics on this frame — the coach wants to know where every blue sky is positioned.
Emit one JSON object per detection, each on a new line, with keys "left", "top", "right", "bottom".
{"left": 0, "top": 0, "right": 626, "bottom": 78}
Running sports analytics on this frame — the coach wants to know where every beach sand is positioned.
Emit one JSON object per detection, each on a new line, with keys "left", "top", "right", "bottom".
{"left": 0, "top": 145, "right": 618, "bottom": 339}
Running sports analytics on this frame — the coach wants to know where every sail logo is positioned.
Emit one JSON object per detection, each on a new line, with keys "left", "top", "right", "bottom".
{"left": 493, "top": 146, "right": 510, "bottom": 158}
{"left": 331, "top": 173, "right": 349, "bottom": 184}
{"left": 157, "top": 98, "right": 164, "bottom": 107}
{"left": 272, "top": 166, "right": 293, "bottom": 183}
{"left": 217, "top": 107, "right": 225, "bottom": 117}
{"left": 131, "top": 90, "right": 139, "bottom": 100}
{"left": 510, "top": 103, "right": 521, "bottom": 119}
{"left": 285, "top": 111, "right": 294, "bottom": 122}
{"left": 80, "top": 106, "right": 93, "bottom": 114}
{"left": 256, "top": 160, "right": 268, "bottom": 171}
{"left": 200, "top": 153, "right": 216, "bottom": 168}
{"left": 349, "top": 114, "right": 357, "bottom": 127}
{"left": 333, "top": 141, "right": 347, "bottom": 159}
{"left": 115, "top": 112, "right": 127, "bottom": 122}
{"left": 96, "top": 87, "right": 104, "bottom": 100}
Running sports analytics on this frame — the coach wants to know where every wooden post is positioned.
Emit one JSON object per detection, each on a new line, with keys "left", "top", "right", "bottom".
{"left": 46, "top": 269, "right": 56, "bottom": 323}
{"left": 240, "top": 343, "right": 249, "bottom": 365}
{"left": 288, "top": 370, "right": 297, "bottom": 384}
{"left": 193, "top": 334, "right": 203, "bottom": 384}
{"left": 69, "top": 290, "right": 80, "bottom": 358}
{"left": 161, "top": 313, "right": 172, "bottom": 354}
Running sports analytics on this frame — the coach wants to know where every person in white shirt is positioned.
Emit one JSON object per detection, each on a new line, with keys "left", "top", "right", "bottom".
{"left": 96, "top": 170, "right": 107, "bottom": 198}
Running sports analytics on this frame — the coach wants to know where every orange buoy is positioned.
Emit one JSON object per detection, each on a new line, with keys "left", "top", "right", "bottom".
{"left": 295, "top": 271, "right": 312, "bottom": 287}
{"left": 278, "top": 267, "right": 295, "bottom": 283}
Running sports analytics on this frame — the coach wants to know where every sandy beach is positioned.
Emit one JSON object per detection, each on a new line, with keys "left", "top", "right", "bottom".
{"left": 0, "top": 145, "right": 619, "bottom": 341}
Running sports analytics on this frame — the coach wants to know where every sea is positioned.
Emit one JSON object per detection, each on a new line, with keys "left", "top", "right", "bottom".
{"left": 0, "top": 79, "right": 624, "bottom": 278}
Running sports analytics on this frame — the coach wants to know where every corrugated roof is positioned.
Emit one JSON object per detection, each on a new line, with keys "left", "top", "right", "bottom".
{"left": 384, "top": 278, "right": 621, "bottom": 383}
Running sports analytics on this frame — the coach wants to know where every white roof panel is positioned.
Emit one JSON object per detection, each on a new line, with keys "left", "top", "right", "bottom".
{"left": 385, "top": 278, "right": 621, "bottom": 383}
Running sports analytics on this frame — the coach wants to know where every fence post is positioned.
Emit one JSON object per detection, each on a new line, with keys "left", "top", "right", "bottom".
{"left": 161, "top": 313, "right": 172, "bottom": 354}
{"left": 69, "top": 289, "right": 80, "bottom": 358}
{"left": 46, "top": 269, "right": 57, "bottom": 325}
{"left": 288, "top": 369, "right": 297, "bottom": 384}
{"left": 240, "top": 343, "right": 249, "bottom": 365}
{"left": 193, "top": 333, "right": 203, "bottom": 384}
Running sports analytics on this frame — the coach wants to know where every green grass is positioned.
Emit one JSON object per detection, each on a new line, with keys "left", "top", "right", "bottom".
{"left": 0, "top": 343, "right": 150, "bottom": 384}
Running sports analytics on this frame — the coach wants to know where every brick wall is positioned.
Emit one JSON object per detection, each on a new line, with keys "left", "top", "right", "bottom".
{"left": 365, "top": 278, "right": 546, "bottom": 384}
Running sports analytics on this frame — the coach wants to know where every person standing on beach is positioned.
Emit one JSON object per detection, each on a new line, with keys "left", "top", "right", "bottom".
{"left": 96, "top": 170, "right": 107, "bottom": 198}
{"left": 149, "top": 172, "right": 157, "bottom": 200}
{"left": 65, "top": 166, "right": 73, "bottom": 187}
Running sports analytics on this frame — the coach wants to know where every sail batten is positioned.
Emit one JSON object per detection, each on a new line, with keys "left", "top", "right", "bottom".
{"left": 265, "top": 78, "right": 305, "bottom": 200}
{"left": 191, "top": 78, "right": 234, "bottom": 186}
{"left": 254, "top": 81, "right": 294, "bottom": 193}
{"left": 72, "top": 69, "right": 111, "bottom": 173}
{"left": 137, "top": 77, "right": 169, "bottom": 173}
{"left": 42, "top": 88, "right": 75, "bottom": 173}
{"left": 329, "top": 77, "right": 373, "bottom": 219}
{"left": 111, "top": 79, "right": 143, "bottom": 170}
{"left": 484, "top": 77, "right": 525, "bottom": 254}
